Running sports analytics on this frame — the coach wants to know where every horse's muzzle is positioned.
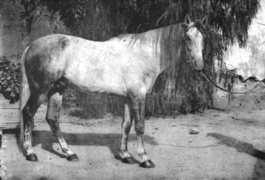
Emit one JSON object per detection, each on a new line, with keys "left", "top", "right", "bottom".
{"left": 193, "top": 60, "right": 204, "bottom": 71}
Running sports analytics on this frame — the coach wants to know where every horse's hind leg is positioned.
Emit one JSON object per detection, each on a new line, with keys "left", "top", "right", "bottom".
{"left": 22, "top": 93, "right": 42, "bottom": 161}
{"left": 46, "top": 81, "right": 79, "bottom": 161}
{"left": 119, "top": 98, "right": 136, "bottom": 164}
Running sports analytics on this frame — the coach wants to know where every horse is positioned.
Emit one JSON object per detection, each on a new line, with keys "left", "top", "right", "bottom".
{"left": 19, "top": 15, "right": 207, "bottom": 168}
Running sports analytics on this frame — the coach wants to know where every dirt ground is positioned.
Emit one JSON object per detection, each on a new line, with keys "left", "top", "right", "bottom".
{"left": 2, "top": 85, "right": 265, "bottom": 180}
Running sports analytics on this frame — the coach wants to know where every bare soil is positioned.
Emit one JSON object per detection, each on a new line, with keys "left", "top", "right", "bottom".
{"left": 1, "top": 86, "right": 265, "bottom": 180}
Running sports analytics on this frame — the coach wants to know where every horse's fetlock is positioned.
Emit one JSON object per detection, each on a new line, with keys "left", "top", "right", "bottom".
{"left": 24, "top": 131, "right": 31, "bottom": 136}
{"left": 23, "top": 141, "right": 31, "bottom": 149}
{"left": 119, "top": 150, "right": 132, "bottom": 158}
{"left": 137, "top": 148, "right": 146, "bottom": 156}
{"left": 62, "top": 148, "right": 69, "bottom": 153}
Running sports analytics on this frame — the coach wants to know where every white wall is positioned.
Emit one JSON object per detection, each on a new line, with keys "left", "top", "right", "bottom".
{"left": 224, "top": 1, "right": 265, "bottom": 80}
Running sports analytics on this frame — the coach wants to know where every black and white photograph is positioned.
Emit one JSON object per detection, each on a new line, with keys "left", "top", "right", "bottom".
{"left": 0, "top": 0, "right": 264, "bottom": 179}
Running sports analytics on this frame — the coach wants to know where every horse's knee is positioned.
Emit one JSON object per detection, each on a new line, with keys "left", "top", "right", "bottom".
{"left": 135, "top": 123, "right": 145, "bottom": 135}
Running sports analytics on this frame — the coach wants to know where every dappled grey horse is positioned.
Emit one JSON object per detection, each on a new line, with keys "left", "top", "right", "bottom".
{"left": 20, "top": 15, "right": 207, "bottom": 168}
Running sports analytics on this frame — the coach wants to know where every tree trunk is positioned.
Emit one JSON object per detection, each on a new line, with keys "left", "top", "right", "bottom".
{"left": 75, "top": 1, "right": 127, "bottom": 118}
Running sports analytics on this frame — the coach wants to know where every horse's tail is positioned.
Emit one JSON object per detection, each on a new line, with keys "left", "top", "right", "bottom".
{"left": 19, "top": 46, "right": 30, "bottom": 151}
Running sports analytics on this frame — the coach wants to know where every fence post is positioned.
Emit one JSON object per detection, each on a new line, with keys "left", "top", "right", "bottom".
{"left": 0, "top": 128, "right": 2, "bottom": 149}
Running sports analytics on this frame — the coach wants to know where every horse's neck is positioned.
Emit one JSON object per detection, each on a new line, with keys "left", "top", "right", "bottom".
{"left": 158, "top": 59, "right": 170, "bottom": 74}
{"left": 157, "top": 40, "right": 181, "bottom": 76}
{"left": 156, "top": 24, "right": 184, "bottom": 76}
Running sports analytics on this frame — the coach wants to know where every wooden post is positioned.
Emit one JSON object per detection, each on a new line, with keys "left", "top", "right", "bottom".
{"left": 0, "top": 128, "right": 2, "bottom": 149}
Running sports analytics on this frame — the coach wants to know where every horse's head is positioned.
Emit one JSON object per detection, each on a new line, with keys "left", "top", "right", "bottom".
{"left": 184, "top": 15, "right": 207, "bottom": 71}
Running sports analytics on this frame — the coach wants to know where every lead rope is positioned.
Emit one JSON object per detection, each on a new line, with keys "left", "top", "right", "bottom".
{"left": 157, "top": 142, "right": 222, "bottom": 148}
{"left": 200, "top": 71, "right": 263, "bottom": 94}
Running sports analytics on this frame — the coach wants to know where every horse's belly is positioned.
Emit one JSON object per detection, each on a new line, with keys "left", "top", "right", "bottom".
{"left": 65, "top": 72, "right": 127, "bottom": 96}
{"left": 81, "top": 82, "right": 126, "bottom": 96}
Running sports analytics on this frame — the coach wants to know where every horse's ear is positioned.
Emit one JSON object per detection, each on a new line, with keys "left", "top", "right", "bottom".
{"left": 185, "top": 15, "right": 192, "bottom": 25}
{"left": 201, "top": 16, "right": 207, "bottom": 26}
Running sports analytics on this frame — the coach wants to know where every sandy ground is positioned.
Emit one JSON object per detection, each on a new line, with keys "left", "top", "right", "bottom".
{"left": 1, "top": 86, "right": 265, "bottom": 180}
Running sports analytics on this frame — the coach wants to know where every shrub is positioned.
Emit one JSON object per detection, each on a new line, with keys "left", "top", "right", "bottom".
{"left": 0, "top": 56, "right": 21, "bottom": 104}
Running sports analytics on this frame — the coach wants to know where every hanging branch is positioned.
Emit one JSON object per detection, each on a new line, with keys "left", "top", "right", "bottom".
{"left": 20, "top": 0, "right": 37, "bottom": 35}
{"left": 136, "top": 23, "right": 150, "bottom": 33}
{"left": 254, "top": 22, "right": 265, "bottom": 45}
{"left": 155, "top": 2, "right": 179, "bottom": 26}
{"left": 255, "top": 21, "right": 265, "bottom": 26}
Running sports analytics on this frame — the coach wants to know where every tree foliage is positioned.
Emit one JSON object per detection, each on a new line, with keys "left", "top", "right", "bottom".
{"left": 20, "top": 0, "right": 260, "bottom": 57}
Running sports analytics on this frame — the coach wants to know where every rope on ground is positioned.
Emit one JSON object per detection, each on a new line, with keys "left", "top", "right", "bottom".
{"left": 157, "top": 141, "right": 224, "bottom": 148}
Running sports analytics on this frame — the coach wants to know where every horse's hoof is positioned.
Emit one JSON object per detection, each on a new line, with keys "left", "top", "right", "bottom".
{"left": 67, "top": 154, "right": 79, "bottom": 161}
{"left": 139, "top": 160, "right": 155, "bottom": 168}
{"left": 121, "top": 157, "right": 136, "bottom": 164}
{"left": 26, "top": 153, "right": 38, "bottom": 161}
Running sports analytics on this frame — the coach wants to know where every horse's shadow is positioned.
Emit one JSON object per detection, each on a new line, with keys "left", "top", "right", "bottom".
{"left": 207, "top": 133, "right": 265, "bottom": 179}
{"left": 31, "top": 130, "right": 158, "bottom": 160}
{"left": 207, "top": 132, "right": 265, "bottom": 160}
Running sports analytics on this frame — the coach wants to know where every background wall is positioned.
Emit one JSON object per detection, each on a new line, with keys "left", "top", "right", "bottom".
{"left": 0, "top": 0, "right": 68, "bottom": 61}
{"left": 225, "top": 1, "right": 265, "bottom": 80}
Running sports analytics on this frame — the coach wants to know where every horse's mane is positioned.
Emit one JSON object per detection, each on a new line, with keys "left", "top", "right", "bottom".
{"left": 158, "top": 20, "right": 206, "bottom": 73}
{"left": 158, "top": 23, "right": 187, "bottom": 71}
{"left": 108, "top": 21, "right": 206, "bottom": 74}
{"left": 107, "top": 23, "right": 187, "bottom": 72}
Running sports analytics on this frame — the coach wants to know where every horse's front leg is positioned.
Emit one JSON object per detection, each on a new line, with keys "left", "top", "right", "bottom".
{"left": 132, "top": 96, "right": 155, "bottom": 168}
{"left": 119, "top": 98, "right": 136, "bottom": 164}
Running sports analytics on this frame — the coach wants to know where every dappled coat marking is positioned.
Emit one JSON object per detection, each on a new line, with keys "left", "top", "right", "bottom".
{"left": 20, "top": 15, "right": 207, "bottom": 168}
